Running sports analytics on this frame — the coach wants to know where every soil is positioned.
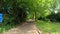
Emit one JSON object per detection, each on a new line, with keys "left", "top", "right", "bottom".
{"left": 1, "top": 21, "right": 40, "bottom": 34}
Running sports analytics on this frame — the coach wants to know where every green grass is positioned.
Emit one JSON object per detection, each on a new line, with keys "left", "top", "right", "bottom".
{"left": 0, "top": 23, "right": 15, "bottom": 33}
{"left": 36, "top": 20, "right": 60, "bottom": 33}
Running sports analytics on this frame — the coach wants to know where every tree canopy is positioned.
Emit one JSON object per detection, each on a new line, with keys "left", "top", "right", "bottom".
{"left": 0, "top": 0, "right": 60, "bottom": 22}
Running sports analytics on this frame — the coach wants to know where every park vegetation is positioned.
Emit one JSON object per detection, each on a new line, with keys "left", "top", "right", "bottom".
{"left": 0, "top": 0, "right": 60, "bottom": 33}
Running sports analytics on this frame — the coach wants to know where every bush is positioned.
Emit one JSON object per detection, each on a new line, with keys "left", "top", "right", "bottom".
{"left": 38, "top": 12, "right": 60, "bottom": 22}
{"left": 46, "top": 12, "right": 60, "bottom": 22}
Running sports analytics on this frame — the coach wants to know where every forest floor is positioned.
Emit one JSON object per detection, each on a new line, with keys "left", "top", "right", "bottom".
{"left": 1, "top": 20, "right": 40, "bottom": 34}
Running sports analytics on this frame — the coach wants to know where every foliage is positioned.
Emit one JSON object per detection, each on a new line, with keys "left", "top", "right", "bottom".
{"left": 16, "top": 0, "right": 55, "bottom": 19}
{"left": 0, "top": 0, "right": 29, "bottom": 23}
{"left": 0, "top": 0, "right": 28, "bottom": 32}
{"left": 0, "top": 0, "right": 60, "bottom": 33}
{"left": 46, "top": 12, "right": 60, "bottom": 22}
{"left": 0, "top": 0, "right": 58, "bottom": 21}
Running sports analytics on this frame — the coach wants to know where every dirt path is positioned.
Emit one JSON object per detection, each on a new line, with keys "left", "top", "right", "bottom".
{"left": 2, "top": 21, "right": 40, "bottom": 34}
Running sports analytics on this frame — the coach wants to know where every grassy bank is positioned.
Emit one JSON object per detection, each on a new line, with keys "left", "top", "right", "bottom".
{"left": 36, "top": 20, "right": 60, "bottom": 34}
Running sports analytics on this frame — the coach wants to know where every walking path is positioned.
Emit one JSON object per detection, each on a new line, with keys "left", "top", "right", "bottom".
{"left": 2, "top": 21, "right": 40, "bottom": 34}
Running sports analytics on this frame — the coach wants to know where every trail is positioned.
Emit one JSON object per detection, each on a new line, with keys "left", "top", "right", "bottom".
{"left": 2, "top": 21, "right": 40, "bottom": 34}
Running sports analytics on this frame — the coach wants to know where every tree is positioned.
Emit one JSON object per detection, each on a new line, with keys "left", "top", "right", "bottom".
{"left": 0, "top": 0, "right": 58, "bottom": 23}
{"left": 0, "top": 0, "right": 28, "bottom": 24}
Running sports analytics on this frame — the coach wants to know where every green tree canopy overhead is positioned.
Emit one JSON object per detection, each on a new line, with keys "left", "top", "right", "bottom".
{"left": 0, "top": 0, "right": 58, "bottom": 19}
{"left": 16, "top": 0, "right": 55, "bottom": 19}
